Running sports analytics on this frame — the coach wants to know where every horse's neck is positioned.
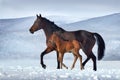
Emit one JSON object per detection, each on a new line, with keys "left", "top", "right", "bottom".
{"left": 42, "top": 26, "right": 52, "bottom": 40}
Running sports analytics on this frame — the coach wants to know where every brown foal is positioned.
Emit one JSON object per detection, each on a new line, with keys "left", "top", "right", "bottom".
{"left": 49, "top": 32, "right": 83, "bottom": 70}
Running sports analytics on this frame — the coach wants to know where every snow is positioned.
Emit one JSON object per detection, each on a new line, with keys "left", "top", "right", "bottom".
{"left": 0, "top": 59, "right": 120, "bottom": 80}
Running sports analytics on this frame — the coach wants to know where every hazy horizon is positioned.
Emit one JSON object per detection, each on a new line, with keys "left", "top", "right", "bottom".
{"left": 0, "top": 0, "right": 120, "bottom": 21}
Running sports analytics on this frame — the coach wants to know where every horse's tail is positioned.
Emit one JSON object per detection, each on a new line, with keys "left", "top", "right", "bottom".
{"left": 93, "top": 33, "right": 105, "bottom": 60}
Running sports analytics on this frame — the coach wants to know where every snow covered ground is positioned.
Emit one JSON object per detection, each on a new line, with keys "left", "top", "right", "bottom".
{"left": 0, "top": 59, "right": 120, "bottom": 80}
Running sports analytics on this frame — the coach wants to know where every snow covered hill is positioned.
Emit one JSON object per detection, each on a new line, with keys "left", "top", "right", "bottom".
{"left": 0, "top": 13, "right": 120, "bottom": 60}
{"left": 0, "top": 17, "right": 44, "bottom": 59}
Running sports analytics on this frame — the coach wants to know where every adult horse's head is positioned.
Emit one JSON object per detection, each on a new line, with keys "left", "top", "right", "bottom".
{"left": 29, "top": 14, "right": 44, "bottom": 34}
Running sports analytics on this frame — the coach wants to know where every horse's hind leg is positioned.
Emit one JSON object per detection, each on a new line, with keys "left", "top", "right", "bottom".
{"left": 82, "top": 57, "right": 90, "bottom": 68}
{"left": 40, "top": 47, "right": 54, "bottom": 69}
{"left": 90, "top": 52, "right": 97, "bottom": 71}
{"left": 82, "top": 50, "right": 96, "bottom": 71}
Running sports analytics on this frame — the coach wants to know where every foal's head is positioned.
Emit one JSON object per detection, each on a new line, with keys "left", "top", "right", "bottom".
{"left": 29, "top": 14, "right": 44, "bottom": 34}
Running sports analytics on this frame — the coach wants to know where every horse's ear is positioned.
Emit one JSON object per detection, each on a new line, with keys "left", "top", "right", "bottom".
{"left": 36, "top": 14, "right": 39, "bottom": 18}
{"left": 39, "top": 14, "right": 42, "bottom": 18}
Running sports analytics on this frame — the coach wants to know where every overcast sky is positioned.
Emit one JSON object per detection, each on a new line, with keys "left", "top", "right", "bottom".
{"left": 0, "top": 0, "right": 120, "bottom": 20}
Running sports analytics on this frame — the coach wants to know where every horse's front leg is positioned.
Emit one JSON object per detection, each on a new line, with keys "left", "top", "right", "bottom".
{"left": 40, "top": 47, "right": 54, "bottom": 69}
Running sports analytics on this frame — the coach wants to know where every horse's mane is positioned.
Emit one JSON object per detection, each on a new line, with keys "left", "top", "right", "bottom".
{"left": 42, "top": 17, "right": 65, "bottom": 32}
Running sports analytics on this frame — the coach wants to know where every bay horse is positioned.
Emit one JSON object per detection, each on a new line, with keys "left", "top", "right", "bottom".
{"left": 29, "top": 14, "right": 105, "bottom": 71}
{"left": 49, "top": 31, "right": 83, "bottom": 70}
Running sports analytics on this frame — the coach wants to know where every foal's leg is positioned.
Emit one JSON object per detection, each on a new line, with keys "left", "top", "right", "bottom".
{"left": 62, "top": 63, "right": 68, "bottom": 69}
{"left": 56, "top": 51, "right": 60, "bottom": 69}
{"left": 58, "top": 53, "right": 64, "bottom": 69}
{"left": 77, "top": 54, "right": 83, "bottom": 70}
{"left": 71, "top": 55, "right": 78, "bottom": 70}
{"left": 40, "top": 47, "right": 54, "bottom": 69}
{"left": 57, "top": 51, "right": 68, "bottom": 69}
{"left": 74, "top": 50, "right": 83, "bottom": 70}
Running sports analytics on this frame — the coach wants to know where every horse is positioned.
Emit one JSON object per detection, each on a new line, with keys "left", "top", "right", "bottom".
{"left": 29, "top": 14, "right": 105, "bottom": 71}
{"left": 49, "top": 31, "right": 83, "bottom": 70}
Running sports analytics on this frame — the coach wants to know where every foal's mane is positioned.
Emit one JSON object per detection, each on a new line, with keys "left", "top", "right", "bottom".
{"left": 42, "top": 17, "right": 65, "bottom": 32}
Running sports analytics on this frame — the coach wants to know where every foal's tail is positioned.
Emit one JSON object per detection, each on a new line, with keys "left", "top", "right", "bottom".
{"left": 94, "top": 33, "right": 105, "bottom": 60}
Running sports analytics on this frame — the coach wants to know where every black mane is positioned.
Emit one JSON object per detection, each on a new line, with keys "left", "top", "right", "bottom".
{"left": 42, "top": 17, "right": 65, "bottom": 32}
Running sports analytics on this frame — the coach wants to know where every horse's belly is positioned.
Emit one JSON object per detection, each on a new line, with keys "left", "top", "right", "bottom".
{"left": 65, "top": 44, "right": 74, "bottom": 53}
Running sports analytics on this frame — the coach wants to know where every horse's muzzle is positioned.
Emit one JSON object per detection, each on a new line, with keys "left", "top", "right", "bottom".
{"left": 29, "top": 29, "right": 34, "bottom": 34}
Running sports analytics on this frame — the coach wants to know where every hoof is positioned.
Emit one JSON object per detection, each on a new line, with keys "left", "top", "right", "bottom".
{"left": 81, "top": 66, "right": 84, "bottom": 70}
{"left": 81, "top": 68, "right": 84, "bottom": 70}
{"left": 57, "top": 67, "right": 60, "bottom": 69}
{"left": 82, "top": 63, "right": 85, "bottom": 67}
{"left": 66, "top": 67, "right": 68, "bottom": 69}
{"left": 42, "top": 64, "right": 46, "bottom": 69}
{"left": 93, "top": 68, "right": 97, "bottom": 71}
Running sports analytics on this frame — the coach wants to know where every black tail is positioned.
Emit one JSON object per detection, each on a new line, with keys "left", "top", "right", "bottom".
{"left": 94, "top": 33, "right": 105, "bottom": 60}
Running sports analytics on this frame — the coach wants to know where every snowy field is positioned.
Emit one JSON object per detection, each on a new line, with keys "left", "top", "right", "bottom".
{"left": 0, "top": 59, "right": 120, "bottom": 80}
